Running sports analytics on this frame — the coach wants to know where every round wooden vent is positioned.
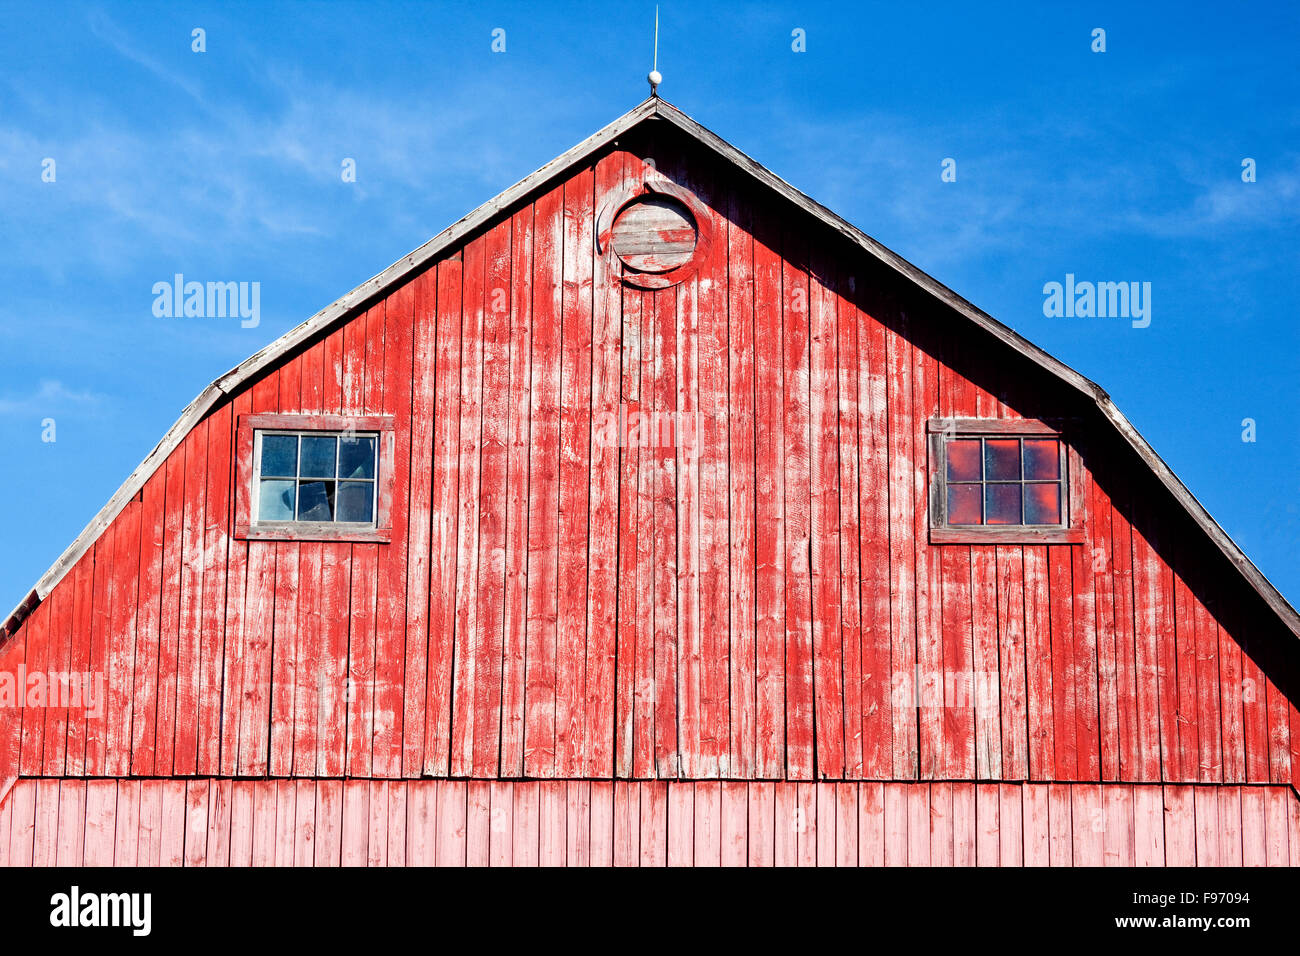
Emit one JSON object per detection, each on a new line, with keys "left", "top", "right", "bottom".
{"left": 609, "top": 197, "right": 697, "bottom": 273}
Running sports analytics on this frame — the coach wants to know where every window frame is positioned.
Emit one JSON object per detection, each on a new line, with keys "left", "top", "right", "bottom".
{"left": 927, "top": 417, "right": 1086, "bottom": 545}
{"left": 235, "top": 413, "right": 395, "bottom": 543}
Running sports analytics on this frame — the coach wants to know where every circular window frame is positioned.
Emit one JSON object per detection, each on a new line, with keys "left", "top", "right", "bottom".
{"left": 596, "top": 179, "right": 713, "bottom": 290}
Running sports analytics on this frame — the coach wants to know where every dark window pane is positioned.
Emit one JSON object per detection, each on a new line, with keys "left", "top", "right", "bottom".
{"left": 260, "top": 434, "right": 298, "bottom": 477}
{"left": 297, "top": 480, "right": 335, "bottom": 521}
{"left": 337, "top": 481, "right": 374, "bottom": 522}
{"left": 1023, "top": 439, "right": 1060, "bottom": 480}
{"left": 985, "top": 483, "right": 1022, "bottom": 525}
{"left": 984, "top": 438, "right": 1020, "bottom": 480}
{"left": 339, "top": 436, "right": 376, "bottom": 480}
{"left": 1025, "top": 483, "right": 1062, "bottom": 525}
{"left": 947, "top": 484, "right": 982, "bottom": 525}
{"left": 259, "top": 479, "right": 295, "bottom": 521}
{"left": 300, "top": 436, "right": 337, "bottom": 478}
{"left": 946, "top": 439, "right": 982, "bottom": 481}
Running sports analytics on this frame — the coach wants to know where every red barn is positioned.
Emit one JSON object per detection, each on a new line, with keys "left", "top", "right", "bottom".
{"left": 2, "top": 97, "right": 1298, "bottom": 867}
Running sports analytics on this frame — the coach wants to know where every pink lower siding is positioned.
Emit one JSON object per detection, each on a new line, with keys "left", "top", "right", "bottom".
{"left": 1, "top": 778, "right": 1296, "bottom": 867}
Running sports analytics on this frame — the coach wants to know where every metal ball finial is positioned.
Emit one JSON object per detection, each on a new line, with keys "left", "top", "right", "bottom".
{"left": 648, "top": 69, "right": 662, "bottom": 95}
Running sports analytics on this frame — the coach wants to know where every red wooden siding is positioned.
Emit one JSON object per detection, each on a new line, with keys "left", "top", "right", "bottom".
{"left": 2, "top": 122, "right": 1299, "bottom": 873}
{"left": 1, "top": 778, "right": 1295, "bottom": 867}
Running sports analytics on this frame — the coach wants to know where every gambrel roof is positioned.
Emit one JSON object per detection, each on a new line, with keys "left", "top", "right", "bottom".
{"left": 6, "top": 96, "right": 1298, "bottom": 640}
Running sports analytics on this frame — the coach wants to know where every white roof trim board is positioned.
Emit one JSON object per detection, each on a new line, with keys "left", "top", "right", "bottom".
{"left": 6, "top": 96, "right": 1298, "bottom": 640}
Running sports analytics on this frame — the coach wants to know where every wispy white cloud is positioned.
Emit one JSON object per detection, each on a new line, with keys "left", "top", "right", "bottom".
{"left": 0, "top": 379, "right": 109, "bottom": 418}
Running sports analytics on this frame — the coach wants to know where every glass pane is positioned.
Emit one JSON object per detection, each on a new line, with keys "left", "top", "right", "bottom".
{"left": 339, "top": 435, "right": 376, "bottom": 480}
{"left": 297, "top": 480, "right": 335, "bottom": 521}
{"left": 1023, "top": 439, "right": 1060, "bottom": 480}
{"left": 946, "top": 439, "right": 982, "bottom": 481}
{"left": 260, "top": 434, "right": 298, "bottom": 477}
{"left": 1025, "top": 483, "right": 1062, "bottom": 525}
{"left": 947, "top": 484, "right": 982, "bottom": 525}
{"left": 300, "top": 436, "right": 337, "bottom": 478}
{"left": 985, "top": 483, "right": 1022, "bottom": 525}
{"left": 984, "top": 438, "right": 1020, "bottom": 481}
{"left": 337, "top": 481, "right": 374, "bottom": 522}
{"left": 258, "top": 479, "right": 296, "bottom": 521}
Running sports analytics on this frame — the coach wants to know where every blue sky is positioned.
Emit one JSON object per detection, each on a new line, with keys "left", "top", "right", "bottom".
{"left": 1, "top": 0, "right": 1297, "bottom": 614}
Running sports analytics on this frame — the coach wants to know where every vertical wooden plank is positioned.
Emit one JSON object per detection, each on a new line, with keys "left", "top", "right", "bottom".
{"left": 1023, "top": 546, "right": 1054, "bottom": 779}
{"left": 1108, "top": 491, "right": 1141, "bottom": 780}
{"left": 971, "top": 547, "right": 1002, "bottom": 779}
{"left": 499, "top": 206, "right": 534, "bottom": 777}
{"left": 859, "top": 781, "right": 885, "bottom": 867}
{"left": 1091, "top": 476, "right": 1120, "bottom": 780}
{"left": 512, "top": 781, "right": 539, "bottom": 867}
{"left": 885, "top": 318, "right": 918, "bottom": 780}
{"left": 1132, "top": 518, "right": 1174, "bottom": 782}
{"left": 426, "top": 256, "right": 463, "bottom": 776}
{"left": 466, "top": 780, "right": 492, "bottom": 867}
{"left": 1241, "top": 786, "right": 1267, "bottom": 866}
{"left": 537, "top": 780, "right": 565, "bottom": 866}
{"left": 450, "top": 235, "right": 487, "bottom": 777}
{"left": 810, "top": 257, "right": 845, "bottom": 779}
{"left": 52, "top": 780, "right": 84, "bottom": 866}
{"left": 1071, "top": 784, "right": 1103, "bottom": 866}
{"left": 652, "top": 282, "right": 680, "bottom": 779}
{"left": 114, "top": 779, "right": 141, "bottom": 866}
{"left": 366, "top": 780, "right": 389, "bottom": 867}
{"left": 589, "top": 781, "right": 614, "bottom": 867}
{"left": 205, "top": 779, "right": 233, "bottom": 867}
{"left": 1102, "top": 785, "right": 1134, "bottom": 866}
{"left": 998, "top": 783, "right": 1023, "bottom": 867}
{"left": 523, "top": 187, "right": 561, "bottom": 778}
{"left": 1071, "top": 469, "right": 1101, "bottom": 781}
{"left": 752, "top": 209, "right": 785, "bottom": 778}
{"left": 719, "top": 781, "right": 747, "bottom": 866}
{"left": 403, "top": 269, "right": 437, "bottom": 777}
{"left": 585, "top": 151, "right": 624, "bottom": 780}
{"left": 435, "top": 780, "right": 467, "bottom": 867}
{"left": 1133, "top": 784, "right": 1165, "bottom": 866}
{"left": 614, "top": 280, "right": 643, "bottom": 779}
{"left": 996, "top": 547, "right": 1029, "bottom": 780}
{"left": 1164, "top": 785, "right": 1196, "bottom": 866}
{"left": 128, "top": 470, "right": 165, "bottom": 776}
{"left": 18, "top": 602, "right": 48, "bottom": 777}
{"left": 341, "top": 777, "right": 369, "bottom": 866}
{"left": 158, "top": 779, "right": 187, "bottom": 867}
{"left": 489, "top": 781, "right": 514, "bottom": 867}
{"left": 884, "top": 783, "right": 909, "bottom": 867}
{"left": 1193, "top": 786, "right": 1219, "bottom": 866}
{"left": 198, "top": 400, "right": 232, "bottom": 777}
{"left": 612, "top": 781, "right": 639, "bottom": 867}
{"left": 667, "top": 782, "right": 694, "bottom": 867}
{"left": 8, "top": 780, "right": 37, "bottom": 867}
{"left": 406, "top": 781, "right": 436, "bottom": 867}
{"left": 974, "top": 784, "right": 999, "bottom": 867}
{"left": 219, "top": 388, "right": 252, "bottom": 777}
{"left": 269, "top": 358, "right": 300, "bottom": 780}
{"left": 1046, "top": 783, "right": 1072, "bottom": 866}
{"left": 84, "top": 523, "right": 115, "bottom": 775}
{"left": 858, "top": 298, "right": 892, "bottom": 780}
{"left": 816, "top": 782, "right": 838, "bottom": 867}
{"left": 250, "top": 781, "right": 276, "bottom": 867}
{"left": 795, "top": 782, "right": 818, "bottom": 867}
{"left": 556, "top": 170, "right": 595, "bottom": 778}
{"left": 912, "top": 333, "right": 943, "bottom": 781}
{"left": 1218, "top": 786, "right": 1243, "bottom": 866}
{"left": 906, "top": 782, "right": 930, "bottom": 866}
{"left": 694, "top": 782, "right": 721, "bottom": 867}
{"left": 1193, "top": 597, "right": 1222, "bottom": 782}
{"left": 565, "top": 781, "right": 590, "bottom": 867}
{"left": 1048, "top": 546, "right": 1077, "bottom": 780}
{"left": 836, "top": 782, "right": 859, "bottom": 867}
{"left": 782, "top": 239, "right": 814, "bottom": 781}
{"left": 174, "top": 421, "right": 208, "bottom": 776}
{"left": 183, "top": 780, "right": 208, "bottom": 867}
{"left": 347, "top": 305, "right": 382, "bottom": 779}
{"left": 639, "top": 781, "right": 667, "bottom": 866}
{"left": 293, "top": 779, "right": 316, "bottom": 867}
{"left": 950, "top": 782, "right": 976, "bottom": 867}
{"left": 726, "top": 188, "right": 757, "bottom": 780}
{"left": 747, "top": 781, "right": 774, "bottom": 867}
{"left": 82, "top": 779, "right": 117, "bottom": 866}
{"left": 373, "top": 281, "right": 415, "bottom": 779}
{"left": 1264, "top": 786, "right": 1289, "bottom": 866}
{"left": 315, "top": 780, "right": 342, "bottom": 867}
{"left": 290, "top": 344, "right": 325, "bottom": 780}
{"left": 1022, "top": 784, "right": 1050, "bottom": 867}
{"left": 773, "top": 781, "right": 799, "bottom": 866}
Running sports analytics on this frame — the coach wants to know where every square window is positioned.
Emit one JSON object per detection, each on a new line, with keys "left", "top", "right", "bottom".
{"left": 237, "top": 414, "right": 393, "bottom": 543}
{"left": 928, "top": 421, "right": 1079, "bottom": 544}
